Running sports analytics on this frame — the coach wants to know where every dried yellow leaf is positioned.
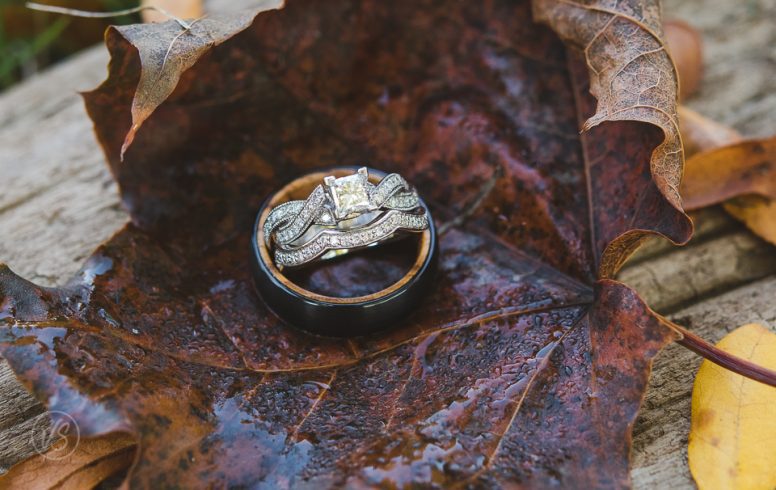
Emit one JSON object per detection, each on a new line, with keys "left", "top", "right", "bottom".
{"left": 688, "top": 323, "right": 776, "bottom": 490}
{"left": 724, "top": 196, "right": 776, "bottom": 247}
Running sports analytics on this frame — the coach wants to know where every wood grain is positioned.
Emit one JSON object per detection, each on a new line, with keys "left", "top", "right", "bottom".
{"left": 0, "top": 45, "right": 123, "bottom": 474}
{"left": 0, "top": 0, "right": 774, "bottom": 485}
{"left": 631, "top": 277, "right": 776, "bottom": 488}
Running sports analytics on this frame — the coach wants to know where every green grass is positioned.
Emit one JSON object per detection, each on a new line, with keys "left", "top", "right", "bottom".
{"left": 0, "top": 0, "right": 141, "bottom": 91}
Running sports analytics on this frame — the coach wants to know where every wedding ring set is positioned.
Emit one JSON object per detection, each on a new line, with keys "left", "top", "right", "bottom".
{"left": 263, "top": 167, "right": 428, "bottom": 269}
{"left": 251, "top": 167, "right": 437, "bottom": 336}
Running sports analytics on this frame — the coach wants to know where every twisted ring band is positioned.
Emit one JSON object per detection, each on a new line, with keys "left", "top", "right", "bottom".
{"left": 263, "top": 167, "right": 429, "bottom": 269}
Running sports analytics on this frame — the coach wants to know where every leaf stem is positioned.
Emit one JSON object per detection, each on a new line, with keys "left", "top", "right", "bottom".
{"left": 26, "top": 2, "right": 192, "bottom": 30}
{"left": 661, "top": 317, "right": 776, "bottom": 387}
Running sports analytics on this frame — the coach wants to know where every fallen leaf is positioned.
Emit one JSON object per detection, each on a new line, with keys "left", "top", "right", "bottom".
{"left": 679, "top": 105, "right": 742, "bottom": 157}
{"left": 114, "top": 0, "right": 284, "bottom": 157}
{"left": 688, "top": 323, "right": 776, "bottom": 490}
{"left": 672, "top": 46, "right": 776, "bottom": 247}
{"left": 681, "top": 135, "right": 776, "bottom": 244}
{"left": 678, "top": 105, "right": 776, "bottom": 246}
{"left": 141, "top": 0, "right": 204, "bottom": 24}
{"left": 682, "top": 137, "right": 776, "bottom": 209}
{"left": 0, "top": 432, "right": 135, "bottom": 490}
{"left": 669, "top": 15, "right": 776, "bottom": 246}
{"left": 724, "top": 195, "right": 776, "bottom": 246}
{"left": 0, "top": 0, "right": 692, "bottom": 487}
{"left": 664, "top": 19, "right": 703, "bottom": 101}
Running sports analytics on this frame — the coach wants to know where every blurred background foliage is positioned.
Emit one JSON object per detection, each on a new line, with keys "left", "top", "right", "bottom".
{"left": 0, "top": 0, "right": 140, "bottom": 91}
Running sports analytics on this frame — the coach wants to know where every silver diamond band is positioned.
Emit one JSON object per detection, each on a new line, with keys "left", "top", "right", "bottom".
{"left": 263, "top": 188, "right": 419, "bottom": 247}
{"left": 274, "top": 210, "right": 429, "bottom": 268}
{"left": 264, "top": 167, "right": 429, "bottom": 269}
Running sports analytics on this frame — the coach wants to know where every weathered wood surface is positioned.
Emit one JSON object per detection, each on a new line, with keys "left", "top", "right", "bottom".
{"left": 0, "top": 0, "right": 774, "bottom": 485}
{"left": 628, "top": 1, "right": 776, "bottom": 486}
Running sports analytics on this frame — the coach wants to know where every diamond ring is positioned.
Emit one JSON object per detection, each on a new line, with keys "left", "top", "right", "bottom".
{"left": 263, "top": 167, "right": 430, "bottom": 269}
{"left": 251, "top": 167, "right": 437, "bottom": 336}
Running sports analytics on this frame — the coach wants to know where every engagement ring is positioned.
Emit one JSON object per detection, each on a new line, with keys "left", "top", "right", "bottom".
{"left": 263, "top": 167, "right": 429, "bottom": 269}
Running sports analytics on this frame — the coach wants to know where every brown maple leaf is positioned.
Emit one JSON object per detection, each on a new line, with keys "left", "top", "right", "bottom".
{"left": 0, "top": 0, "right": 695, "bottom": 487}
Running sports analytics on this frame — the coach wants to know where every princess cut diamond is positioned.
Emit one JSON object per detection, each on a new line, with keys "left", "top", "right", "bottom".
{"left": 325, "top": 167, "right": 373, "bottom": 219}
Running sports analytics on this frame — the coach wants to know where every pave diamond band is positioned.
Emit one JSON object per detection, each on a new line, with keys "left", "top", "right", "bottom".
{"left": 263, "top": 188, "right": 420, "bottom": 247}
{"left": 275, "top": 210, "right": 429, "bottom": 268}
{"left": 263, "top": 167, "right": 430, "bottom": 269}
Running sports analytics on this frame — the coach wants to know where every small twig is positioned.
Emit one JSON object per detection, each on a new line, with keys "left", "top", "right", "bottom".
{"left": 660, "top": 316, "right": 776, "bottom": 387}
{"left": 26, "top": 2, "right": 192, "bottom": 30}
